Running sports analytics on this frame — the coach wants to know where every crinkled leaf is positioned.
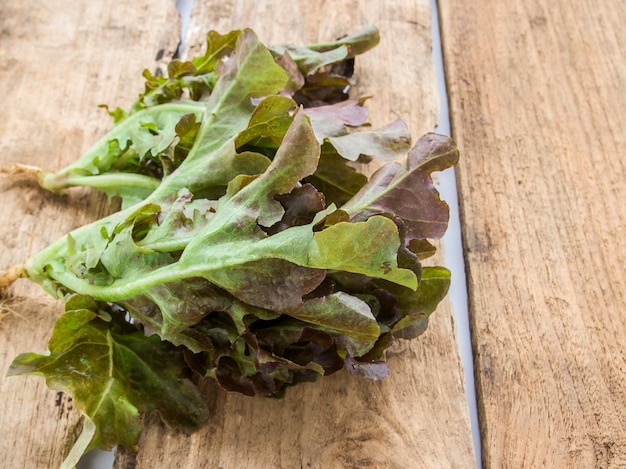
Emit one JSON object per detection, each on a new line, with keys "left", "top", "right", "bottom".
{"left": 235, "top": 95, "right": 296, "bottom": 148}
{"left": 137, "top": 189, "right": 217, "bottom": 252}
{"left": 207, "top": 258, "right": 326, "bottom": 312}
{"left": 99, "top": 213, "right": 175, "bottom": 280}
{"left": 304, "top": 98, "right": 369, "bottom": 141}
{"left": 173, "top": 112, "right": 327, "bottom": 309}
{"left": 274, "top": 51, "right": 305, "bottom": 96}
{"left": 176, "top": 29, "right": 289, "bottom": 168}
{"left": 293, "top": 72, "right": 353, "bottom": 106}
{"left": 344, "top": 357, "right": 389, "bottom": 380}
{"left": 252, "top": 321, "right": 345, "bottom": 374}
{"left": 292, "top": 292, "right": 379, "bottom": 341}
{"left": 168, "top": 59, "right": 198, "bottom": 78}
{"left": 137, "top": 29, "right": 287, "bottom": 202}
{"left": 136, "top": 30, "right": 287, "bottom": 199}
{"left": 172, "top": 113, "right": 202, "bottom": 164}
{"left": 270, "top": 25, "right": 380, "bottom": 76}
{"left": 7, "top": 296, "right": 208, "bottom": 453}
{"left": 127, "top": 30, "right": 241, "bottom": 111}
{"left": 269, "top": 44, "right": 350, "bottom": 77}
{"left": 326, "top": 119, "right": 411, "bottom": 162}
{"left": 40, "top": 115, "right": 415, "bottom": 314}
{"left": 135, "top": 69, "right": 185, "bottom": 111}
{"left": 165, "top": 146, "right": 273, "bottom": 201}
{"left": 305, "top": 25, "right": 381, "bottom": 58}
{"left": 305, "top": 148, "right": 368, "bottom": 206}
{"left": 383, "top": 266, "right": 451, "bottom": 337}
{"left": 408, "top": 238, "right": 437, "bottom": 260}
{"left": 120, "top": 277, "right": 234, "bottom": 350}
{"left": 265, "top": 183, "right": 326, "bottom": 235}
{"left": 192, "top": 30, "right": 242, "bottom": 73}
{"left": 39, "top": 102, "right": 204, "bottom": 203}
{"left": 342, "top": 133, "right": 459, "bottom": 240}
{"left": 176, "top": 214, "right": 417, "bottom": 310}
{"left": 185, "top": 108, "right": 319, "bottom": 242}
{"left": 306, "top": 215, "right": 417, "bottom": 288}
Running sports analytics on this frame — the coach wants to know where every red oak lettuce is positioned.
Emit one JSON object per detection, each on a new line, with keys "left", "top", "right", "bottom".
{"left": 2, "top": 27, "right": 458, "bottom": 466}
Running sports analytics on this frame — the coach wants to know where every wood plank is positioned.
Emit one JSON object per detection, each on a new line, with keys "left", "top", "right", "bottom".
{"left": 0, "top": 2, "right": 179, "bottom": 467}
{"left": 439, "top": 0, "right": 626, "bottom": 466}
{"left": 128, "top": 1, "right": 475, "bottom": 468}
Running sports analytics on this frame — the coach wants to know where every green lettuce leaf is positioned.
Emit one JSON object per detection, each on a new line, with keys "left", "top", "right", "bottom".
{"left": 38, "top": 102, "right": 204, "bottom": 206}
{"left": 235, "top": 95, "right": 296, "bottom": 149}
{"left": 388, "top": 266, "right": 452, "bottom": 338}
{"left": 305, "top": 148, "right": 368, "bottom": 206}
{"left": 269, "top": 25, "right": 380, "bottom": 76}
{"left": 192, "top": 30, "right": 242, "bottom": 74}
{"left": 7, "top": 296, "right": 208, "bottom": 457}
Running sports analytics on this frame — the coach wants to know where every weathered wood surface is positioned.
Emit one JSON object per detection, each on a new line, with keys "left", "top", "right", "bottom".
{"left": 0, "top": 0, "right": 476, "bottom": 468}
{"left": 130, "top": 1, "right": 475, "bottom": 468}
{"left": 439, "top": 0, "right": 626, "bottom": 467}
{"left": 0, "top": 2, "right": 180, "bottom": 467}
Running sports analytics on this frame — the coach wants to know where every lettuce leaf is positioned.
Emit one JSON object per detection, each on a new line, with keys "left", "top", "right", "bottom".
{"left": 7, "top": 296, "right": 208, "bottom": 464}
{"left": 343, "top": 132, "right": 459, "bottom": 241}
{"left": 2, "top": 26, "right": 458, "bottom": 464}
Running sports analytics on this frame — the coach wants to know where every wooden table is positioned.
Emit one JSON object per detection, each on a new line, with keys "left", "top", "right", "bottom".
{"left": 0, "top": 1, "right": 623, "bottom": 467}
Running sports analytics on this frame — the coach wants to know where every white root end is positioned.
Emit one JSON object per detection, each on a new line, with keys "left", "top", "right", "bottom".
{"left": 0, "top": 265, "right": 27, "bottom": 322}
{"left": 0, "top": 163, "right": 44, "bottom": 181}
{"left": 0, "top": 264, "right": 26, "bottom": 292}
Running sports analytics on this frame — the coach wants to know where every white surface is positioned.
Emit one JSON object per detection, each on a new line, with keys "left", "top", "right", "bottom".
{"left": 431, "top": 0, "right": 482, "bottom": 466}
{"left": 77, "top": 1, "right": 481, "bottom": 467}
{"left": 175, "top": 0, "right": 194, "bottom": 56}
{"left": 77, "top": 449, "right": 115, "bottom": 469}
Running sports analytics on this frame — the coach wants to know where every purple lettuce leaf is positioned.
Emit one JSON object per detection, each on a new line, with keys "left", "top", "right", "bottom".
{"left": 342, "top": 133, "right": 459, "bottom": 241}
{"left": 325, "top": 119, "right": 412, "bottom": 162}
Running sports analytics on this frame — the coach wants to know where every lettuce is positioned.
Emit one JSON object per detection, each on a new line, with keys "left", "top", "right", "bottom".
{"left": 1, "top": 27, "right": 458, "bottom": 466}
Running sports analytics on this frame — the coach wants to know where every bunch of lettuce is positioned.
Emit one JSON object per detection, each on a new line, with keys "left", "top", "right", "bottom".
{"left": 2, "top": 27, "right": 458, "bottom": 465}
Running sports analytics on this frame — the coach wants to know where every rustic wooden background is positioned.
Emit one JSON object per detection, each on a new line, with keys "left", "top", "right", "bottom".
{"left": 0, "top": 0, "right": 624, "bottom": 468}
{"left": 439, "top": 0, "right": 626, "bottom": 467}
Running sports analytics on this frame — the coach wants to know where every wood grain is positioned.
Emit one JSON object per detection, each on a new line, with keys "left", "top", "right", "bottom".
{"left": 0, "top": 2, "right": 179, "bottom": 467}
{"left": 0, "top": 1, "right": 476, "bottom": 467}
{"left": 439, "top": 0, "right": 626, "bottom": 467}
{"left": 129, "top": 1, "right": 475, "bottom": 468}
